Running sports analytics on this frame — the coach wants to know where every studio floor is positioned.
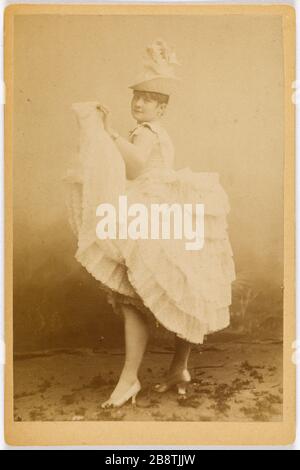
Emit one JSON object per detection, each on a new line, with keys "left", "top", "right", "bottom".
{"left": 13, "top": 340, "right": 283, "bottom": 423}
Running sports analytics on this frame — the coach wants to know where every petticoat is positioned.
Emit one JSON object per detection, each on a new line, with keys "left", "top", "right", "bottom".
{"left": 64, "top": 102, "right": 236, "bottom": 344}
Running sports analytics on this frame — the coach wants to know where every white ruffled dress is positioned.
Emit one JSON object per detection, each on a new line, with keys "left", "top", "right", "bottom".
{"left": 65, "top": 102, "right": 236, "bottom": 344}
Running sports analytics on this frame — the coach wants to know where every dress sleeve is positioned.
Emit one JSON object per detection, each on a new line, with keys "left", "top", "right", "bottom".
{"left": 130, "top": 124, "right": 158, "bottom": 159}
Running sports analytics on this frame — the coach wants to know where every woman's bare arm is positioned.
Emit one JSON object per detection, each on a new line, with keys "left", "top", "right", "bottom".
{"left": 96, "top": 105, "right": 156, "bottom": 178}
{"left": 111, "top": 128, "right": 157, "bottom": 179}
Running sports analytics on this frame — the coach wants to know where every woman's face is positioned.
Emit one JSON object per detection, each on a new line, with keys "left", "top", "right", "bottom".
{"left": 131, "top": 92, "right": 165, "bottom": 123}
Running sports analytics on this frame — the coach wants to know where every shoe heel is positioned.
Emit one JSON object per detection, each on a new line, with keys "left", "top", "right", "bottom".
{"left": 131, "top": 393, "right": 138, "bottom": 406}
{"left": 177, "top": 382, "right": 188, "bottom": 396}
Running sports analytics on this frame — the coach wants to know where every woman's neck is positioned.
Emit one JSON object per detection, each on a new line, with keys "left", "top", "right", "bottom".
{"left": 136, "top": 118, "right": 161, "bottom": 125}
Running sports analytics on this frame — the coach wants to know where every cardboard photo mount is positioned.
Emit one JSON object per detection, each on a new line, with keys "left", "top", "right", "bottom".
{"left": 4, "top": 3, "right": 296, "bottom": 446}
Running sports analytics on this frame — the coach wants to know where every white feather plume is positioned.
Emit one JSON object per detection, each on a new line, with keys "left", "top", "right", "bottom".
{"left": 143, "top": 39, "right": 181, "bottom": 78}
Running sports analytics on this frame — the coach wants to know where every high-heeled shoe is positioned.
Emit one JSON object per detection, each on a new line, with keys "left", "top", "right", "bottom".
{"left": 101, "top": 380, "right": 142, "bottom": 409}
{"left": 154, "top": 369, "right": 191, "bottom": 395}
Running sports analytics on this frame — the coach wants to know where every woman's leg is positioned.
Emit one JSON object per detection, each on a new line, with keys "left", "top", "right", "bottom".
{"left": 168, "top": 335, "right": 192, "bottom": 376}
{"left": 154, "top": 335, "right": 192, "bottom": 393}
{"left": 108, "top": 304, "right": 149, "bottom": 400}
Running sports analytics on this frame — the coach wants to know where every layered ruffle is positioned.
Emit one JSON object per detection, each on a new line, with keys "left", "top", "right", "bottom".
{"left": 65, "top": 165, "right": 236, "bottom": 344}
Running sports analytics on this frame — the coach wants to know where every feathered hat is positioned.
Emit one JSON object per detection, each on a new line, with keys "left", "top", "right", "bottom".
{"left": 129, "top": 39, "right": 181, "bottom": 96}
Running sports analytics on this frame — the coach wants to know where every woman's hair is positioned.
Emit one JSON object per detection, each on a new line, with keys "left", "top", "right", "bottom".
{"left": 133, "top": 90, "right": 169, "bottom": 105}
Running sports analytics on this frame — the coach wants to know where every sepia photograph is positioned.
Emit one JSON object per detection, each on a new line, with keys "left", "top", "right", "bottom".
{"left": 4, "top": 3, "right": 295, "bottom": 446}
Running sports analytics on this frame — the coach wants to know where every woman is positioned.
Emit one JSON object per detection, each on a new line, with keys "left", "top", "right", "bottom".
{"left": 65, "top": 39, "right": 236, "bottom": 409}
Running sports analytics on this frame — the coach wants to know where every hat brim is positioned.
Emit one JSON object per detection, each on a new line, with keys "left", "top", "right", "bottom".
{"left": 129, "top": 77, "right": 179, "bottom": 96}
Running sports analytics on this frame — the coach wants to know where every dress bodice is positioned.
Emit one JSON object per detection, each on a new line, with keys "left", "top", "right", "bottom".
{"left": 129, "top": 121, "right": 175, "bottom": 175}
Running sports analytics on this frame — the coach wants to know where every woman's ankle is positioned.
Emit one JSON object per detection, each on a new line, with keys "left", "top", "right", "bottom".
{"left": 168, "top": 364, "right": 189, "bottom": 376}
{"left": 119, "top": 369, "right": 139, "bottom": 385}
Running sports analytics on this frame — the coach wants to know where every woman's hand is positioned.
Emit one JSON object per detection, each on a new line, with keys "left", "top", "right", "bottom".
{"left": 96, "top": 104, "right": 113, "bottom": 134}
